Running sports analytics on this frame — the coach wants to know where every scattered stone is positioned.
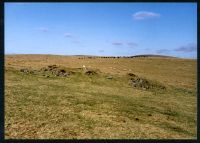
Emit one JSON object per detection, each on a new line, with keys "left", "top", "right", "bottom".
{"left": 68, "top": 71, "right": 75, "bottom": 75}
{"left": 148, "top": 114, "right": 152, "bottom": 116}
{"left": 106, "top": 76, "right": 113, "bottom": 79}
{"left": 63, "top": 73, "right": 69, "bottom": 77}
{"left": 20, "top": 68, "right": 29, "bottom": 73}
{"left": 20, "top": 68, "right": 34, "bottom": 74}
{"left": 39, "top": 65, "right": 75, "bottom": 77}
{"left": 20, "top": 65, "right": 78, "bottom": 78}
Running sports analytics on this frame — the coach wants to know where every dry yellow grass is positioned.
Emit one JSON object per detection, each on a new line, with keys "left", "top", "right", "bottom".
{"left": 5, "top": 54, "right": 197, "bottom": 139}
{"left": 5, "top": 54, "right": 196, "bottom": 90}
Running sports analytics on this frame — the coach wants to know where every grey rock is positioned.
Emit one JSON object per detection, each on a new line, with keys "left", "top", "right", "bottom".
{"left": 106, "top": 76, "right": 113, "bottom": 79}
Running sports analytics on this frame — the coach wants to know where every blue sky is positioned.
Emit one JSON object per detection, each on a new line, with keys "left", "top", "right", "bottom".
{"left": 5, "top": 3, "right": 197, "bottom": 58}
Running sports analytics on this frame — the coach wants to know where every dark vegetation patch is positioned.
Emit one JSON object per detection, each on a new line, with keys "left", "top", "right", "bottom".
{"left": 85, "top": 70, "right": 97, "bottom": 76}
{"left": 173, "top": 87, "right": 194, "bottom": 95}
{"left": 127, "top": 73, "right": 136, "bottom": 77}
{"left": 84, "top": 68, "right": 102, "bottom": 76}
{"left": 162, "top": 109, "right": 180, "bottom": 117}
{"left": 135, "top": 117, "right": 139, "bottom": 121}
{"left": 127, "top": 73, "right": 166, "bottom": 91}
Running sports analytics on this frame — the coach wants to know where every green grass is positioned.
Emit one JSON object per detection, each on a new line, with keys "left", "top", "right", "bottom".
{"left": 5, "top": 65, "right": 197, "bottom": 139}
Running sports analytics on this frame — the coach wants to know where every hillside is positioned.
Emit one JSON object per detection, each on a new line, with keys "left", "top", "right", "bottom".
{"left": 5, "top": 54, "right": 197, "bottom": 139}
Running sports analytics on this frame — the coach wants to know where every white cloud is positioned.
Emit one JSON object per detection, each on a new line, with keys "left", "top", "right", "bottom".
{"left": 133, "top": 11, "right": 161, "bottom": 20}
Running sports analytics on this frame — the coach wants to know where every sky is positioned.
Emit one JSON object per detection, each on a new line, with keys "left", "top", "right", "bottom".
{"left": 5, "top": 3, "right": 197, "bottom": 59}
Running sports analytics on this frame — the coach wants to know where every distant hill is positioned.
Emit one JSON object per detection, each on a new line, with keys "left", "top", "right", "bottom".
{"left": 129, "top": 54, "right": 178, "bottom": 58}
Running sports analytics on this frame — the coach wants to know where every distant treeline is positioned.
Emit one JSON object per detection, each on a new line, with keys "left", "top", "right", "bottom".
{"left": 77, "top": 54, "right": 175, "bottom": 59}
{"left": 78, "top": 56, "right": 136, "bottom": 59}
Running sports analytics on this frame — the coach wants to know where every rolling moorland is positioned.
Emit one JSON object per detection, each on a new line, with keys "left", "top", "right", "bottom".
{"left": 5, "top": 54, "right": 197, "bottom": 139}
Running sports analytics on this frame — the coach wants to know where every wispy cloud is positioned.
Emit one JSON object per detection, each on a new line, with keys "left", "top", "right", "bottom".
{"left": 174, "top": 43, "right": 197, "bottom": 52}
{"left": 156, "top": 49, "right": 170, "bottom": 54}
{"left": 112, "top": 41, "right": 138, "bottom": 48}
{"left": 99, "top": 50, "right": 104, "bottom": 53}
{"left": 127, "top": 42, "right": 138, "bottom": 48}
{"left": 133, "top": 11, "right": 161, "bottom": 20}
{"left": 64, "top": 33, "right": 72, "bottom": 38}
{"left": 72, "top": 40, "right": 81, "bottom": 44}
{"left": 35, "top": 27, "right": 49, "bottom": 32}
{"left": 112, "top": 42, "right": 123, "bottom": 46}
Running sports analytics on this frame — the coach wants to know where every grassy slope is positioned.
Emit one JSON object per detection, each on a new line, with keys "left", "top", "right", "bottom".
{"left": 5, "top": 55, "right": 197, "bottom": 139}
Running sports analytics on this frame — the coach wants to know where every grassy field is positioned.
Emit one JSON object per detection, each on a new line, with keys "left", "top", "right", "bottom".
{"left": 5, "top": 54, "right": 197, "bottom": 139}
